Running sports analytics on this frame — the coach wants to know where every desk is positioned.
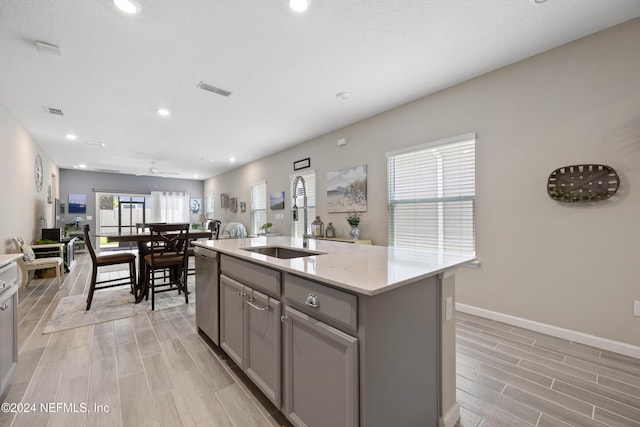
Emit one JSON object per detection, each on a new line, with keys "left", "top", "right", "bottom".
{"left": 35, "top": 239, "right": 77, "bottom": 272}
{"left": 97, "top": 230, "right": 212, "bottom": 303}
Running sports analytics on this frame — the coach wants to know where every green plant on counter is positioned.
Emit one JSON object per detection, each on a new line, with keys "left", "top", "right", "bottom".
{"left": 259, "top": 222, "right": 273, "bottom": 234}
{"left": 346, "top": 211, "right": 361, "bottom": 227}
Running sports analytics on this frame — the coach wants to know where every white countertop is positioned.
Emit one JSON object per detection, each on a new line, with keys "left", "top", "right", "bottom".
{"left": 193, "top": 236, "right": 474, "bottom": 296}
{"left": 0, "top": 254, "right": 22, "bottom": 268}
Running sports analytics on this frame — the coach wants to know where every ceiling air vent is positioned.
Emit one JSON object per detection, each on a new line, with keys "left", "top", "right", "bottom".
{"left": 93, "top": 168, "right": 120, "bottom": 173}
{"left": 45, "top": 107, "right": 64, "bottom": 116}
{"left": 197, "top": 81, "right": 232, "bottom": 97}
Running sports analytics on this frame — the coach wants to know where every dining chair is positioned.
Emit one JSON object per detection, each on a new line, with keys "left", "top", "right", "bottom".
{"left": 208, "top": 219, "right": 222, "bottom": 239}
{"left": 83, "top": 225, "right": 137, "bottom": 310}
{"left": 143, "top": 223, "right": 190, "bottom": 310}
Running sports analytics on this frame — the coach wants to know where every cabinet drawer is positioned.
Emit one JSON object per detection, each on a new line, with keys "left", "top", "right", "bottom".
{"left": 284, "top": 274, "right": 357, "bottom": 334}
{"left": 220, "top": 255, "right": 280, "bottom": 297}
{"left": 0, "top": 262, "right": 17, "bottom": 293}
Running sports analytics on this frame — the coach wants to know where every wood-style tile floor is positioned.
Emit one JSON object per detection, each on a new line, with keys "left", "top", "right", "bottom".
{"left": 456, "top": 312, "right": 640, "bottom": 426}
{"left": 2, "top": 252, "right": 639, "bottom": 426}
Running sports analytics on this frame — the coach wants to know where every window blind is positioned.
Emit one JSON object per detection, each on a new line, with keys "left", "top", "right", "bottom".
{"left": 387, "top": 133, "right": 476, "bottom": 255}
{"left": 290, "top": 171, "right": 316, "bottom": 237}
{"left": 251, "top": 181, "right": 267, "bottom": 235}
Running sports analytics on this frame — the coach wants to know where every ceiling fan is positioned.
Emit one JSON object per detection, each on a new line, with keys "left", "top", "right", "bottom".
{"left": 138, "top": 161, "right": 179, "bottom": 176}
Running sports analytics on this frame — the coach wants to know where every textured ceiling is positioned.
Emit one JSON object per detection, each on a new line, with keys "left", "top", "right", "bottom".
{"left": 1, "top": 0, "right": 639, "bottom": 179}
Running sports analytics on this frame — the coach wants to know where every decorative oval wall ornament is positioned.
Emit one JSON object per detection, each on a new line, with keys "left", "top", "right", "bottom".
{"left": 547, "top": 164, "right": 619, "bottom": 202}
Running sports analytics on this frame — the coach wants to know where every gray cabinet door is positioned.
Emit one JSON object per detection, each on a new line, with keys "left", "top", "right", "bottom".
{"left": 220, "top": 274, "right": 245, "bottom": 367}
{"left": 283, "top": 306, "right": 358, "bottom": 427}
{"left": 245, "top": 289, "right": 281, "bottom": 407}
{"left": 0, "top": 287, "right": 18, "bottom": 397}
{"left": 195, "top": 250, "right": 219, "bottom": 344}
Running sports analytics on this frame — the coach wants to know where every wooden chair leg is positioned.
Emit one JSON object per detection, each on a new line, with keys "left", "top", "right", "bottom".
{"left": 86, "top": 266, "right": 98, "bottom": 310}
{"left": 151, "top": 268, "right": 155, "bottom": 311}
{"left": 129, "top": 261, "right": 136, "bottom": 294}
{"left": 57, "top": 262, "right": 63, "bottom": 289}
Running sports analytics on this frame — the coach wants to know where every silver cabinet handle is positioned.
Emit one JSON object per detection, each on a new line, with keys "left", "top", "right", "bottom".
{"left": 305, "top": 293, "right": 319, "bottom": 308}
{"left": 0, "top": 281, "right": 5, "bottom": 289}
{"left": 246, "top": 298, "right": 270, "bottom": 311}
{"left": 0, "top": 303, "right": 8, "bottom": 311}
{"left": 280, "top": 315, "right": 288, "bottom": 323}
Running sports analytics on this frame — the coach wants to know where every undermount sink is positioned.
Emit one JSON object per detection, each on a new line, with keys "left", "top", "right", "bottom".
{"left": 241, "top": 246, "right": 325, "bottom": 259}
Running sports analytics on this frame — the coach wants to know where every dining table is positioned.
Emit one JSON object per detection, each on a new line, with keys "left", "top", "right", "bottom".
{"left": 96, "top": 228, "right": 212, "bottom": 303}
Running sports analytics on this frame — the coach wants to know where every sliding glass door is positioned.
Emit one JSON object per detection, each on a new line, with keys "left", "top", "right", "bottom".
{"left": 96, "top": 193, "right": 151, "bottom": 251}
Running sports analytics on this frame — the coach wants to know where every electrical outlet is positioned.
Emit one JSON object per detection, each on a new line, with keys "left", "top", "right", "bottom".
{"left": 634, "top": 301, "right": 640, "bottom": 317}
{"left": 445, "top": 296, "right": 453, "bottom": 321}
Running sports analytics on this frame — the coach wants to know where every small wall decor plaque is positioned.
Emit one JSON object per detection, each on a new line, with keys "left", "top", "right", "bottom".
{"left": 220, "top": 193, "right": 229, "bottom": 208}
{"left": 547, "top": 164, "right": 619, "bottom": 202}
{"left": 293, "top": 157, "right": 311, "bottom": 171}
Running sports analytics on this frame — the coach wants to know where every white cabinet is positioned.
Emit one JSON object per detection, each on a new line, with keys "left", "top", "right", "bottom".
{"left": 220, "top": 268, "right": 282, "bottom": 407}
{"left": 195, "top": 248, "right": 219, "bottom": 344}
{"left": 0, "top": 258, "right": 19, "bottom": 398}
{"left": 282, "top": 305, "right": 358, "bottom": 427}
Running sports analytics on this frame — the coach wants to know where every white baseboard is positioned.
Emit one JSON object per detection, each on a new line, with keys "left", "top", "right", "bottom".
{"left": 456, "top": 303, "right": 640, "bottom": 359}
{"left": 441, "top": 402, "right": 460, "bottom": 427}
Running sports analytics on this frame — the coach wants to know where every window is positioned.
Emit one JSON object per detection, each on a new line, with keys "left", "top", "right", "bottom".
{"left": 251, "top": 181, "right": 267, "bottom": 235}
{"left": 387, "top": 133, "right": 476, "bottom": 255}
{"left": 290, "top": 171, "right": 316, "bottom": 238}
{"left": 150, "top": 191, "right": 190, "bottom": 223}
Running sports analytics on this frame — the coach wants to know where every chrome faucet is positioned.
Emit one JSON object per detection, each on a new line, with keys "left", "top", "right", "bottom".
{"left": 292, "top": 175, "right": 310, "bottom": 248}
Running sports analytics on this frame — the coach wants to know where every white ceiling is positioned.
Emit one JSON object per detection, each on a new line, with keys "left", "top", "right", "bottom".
{"left": 1, "top": 0, "right": 639, "bottom": 180}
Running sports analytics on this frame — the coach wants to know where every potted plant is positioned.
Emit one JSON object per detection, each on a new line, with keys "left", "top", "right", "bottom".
{"left": 346, "top": 211, "right": 361, "bottom": 240}
{"left": 259, "top": 222, "right": 273, "bottom": 235}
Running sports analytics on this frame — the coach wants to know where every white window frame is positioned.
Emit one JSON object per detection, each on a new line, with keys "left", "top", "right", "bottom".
{"left": 251, "top": 181, "right": 267, "bottom": 235}
{"left": 387, "top": 133, "right": 476, "bottom": 255}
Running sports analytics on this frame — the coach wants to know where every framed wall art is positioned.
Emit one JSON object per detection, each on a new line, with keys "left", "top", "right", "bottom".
{"left": 270, "top": 191, "right": 285, "bottom": 210}
{"left": 327, "top": 164, "right": 367, "bottom": 213}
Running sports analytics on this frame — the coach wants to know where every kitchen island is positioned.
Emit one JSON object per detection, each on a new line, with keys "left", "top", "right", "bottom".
{"left": 193, "top": 236, "right": 473, "bottom": 427}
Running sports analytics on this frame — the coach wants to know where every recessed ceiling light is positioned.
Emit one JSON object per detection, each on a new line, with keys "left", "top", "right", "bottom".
{"left": 86, "top": 141, "right": 106, "bottom": 147}
{"left": 65, "top": 133, "right": 78, "bottom": 140}
{"left": 114, "top": 0, "right": 141, "bottom": 14}
{"left": 157, "top": 108, "right": 171, "bottom": 116}
{"left": 336, "top": 91, "right": 350, "bottom": 100}
{"left": 229, "top": 157, "right": 236, "bottom": 163}
{"left": 289, "top": 0, "right": 310, "bottom": 13}
{"left": 74, "top": 164, "right": 87, "bottom": 169}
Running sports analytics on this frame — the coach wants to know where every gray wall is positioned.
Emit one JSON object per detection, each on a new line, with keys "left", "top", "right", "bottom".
{"left": 205, "top": 18, "right": 640, "bottom": 347}
{"left": 59, "top": 169, "right": 205, "bottom": 233}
